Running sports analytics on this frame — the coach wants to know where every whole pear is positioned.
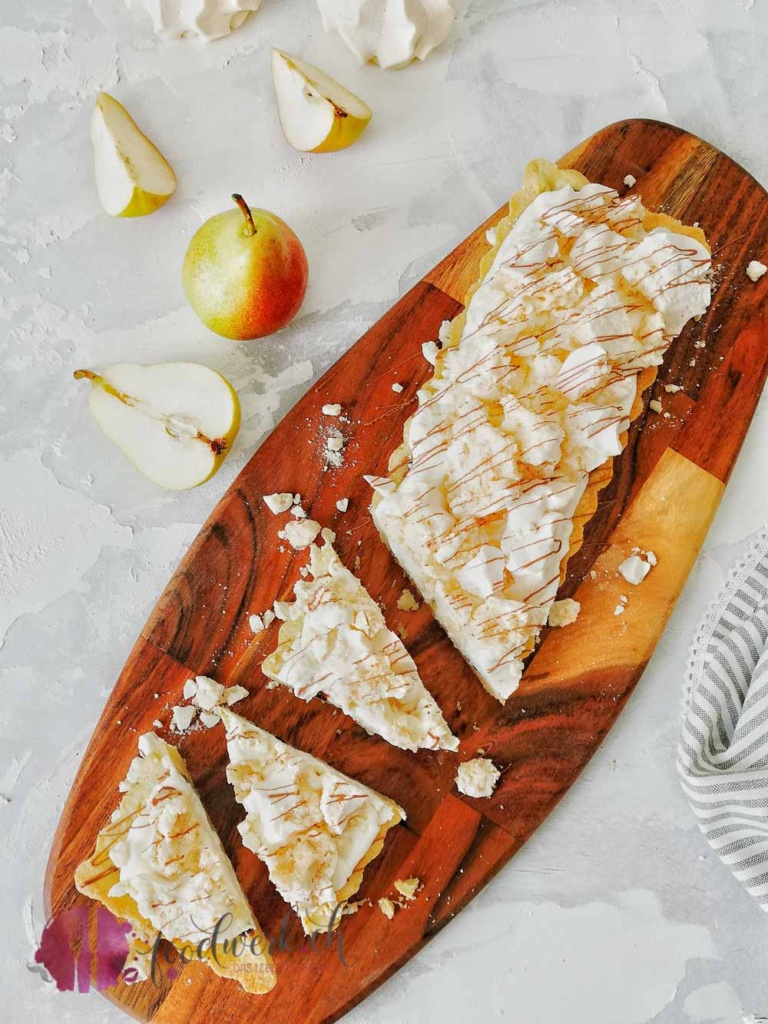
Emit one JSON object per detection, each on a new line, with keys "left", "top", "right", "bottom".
{"left": 182, "top": 195, "right": 309, "bottom": 341}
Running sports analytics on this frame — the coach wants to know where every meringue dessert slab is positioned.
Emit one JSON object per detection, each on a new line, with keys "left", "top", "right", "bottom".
{"left": 261, "top": 537, "right": 459, "bottom": 752}
{"left": 220, "top": 708, "right": 405, "bottom": 933}
{"left": 370, "top": 158, "right": 712, "bottom": 702}
{"left": 47, "top": 122, "right": 768, "bottom": 1024}
{"left": 74, "top": 733, "right": 275, "bottom": 994}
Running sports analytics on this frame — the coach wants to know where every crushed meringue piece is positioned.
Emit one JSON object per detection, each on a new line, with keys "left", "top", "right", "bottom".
{"left": 336, "top": 498, "right": 349, "bottom": 512}
{"left": 548, "top": 598, "right": 581, "bottom": 627}
{"left": 263, "top": 492, "right": 294, "bottom": 515}
{"left": 171, "top": 705, "right": 197, "bottom": 732}
{"left": 283, "top": 518, "right": 322, "bottom": 550}
{"left": 396, "top": 588, "right": 420, "bottom": 612}
{"left": 455, "top": 757, "right": 500, "bottom": 798}
{"left": 747, "top": 260, "right": 767, "bottom": 282}
{"left": 322, "top": 404, "right": 342, "bottom": 416}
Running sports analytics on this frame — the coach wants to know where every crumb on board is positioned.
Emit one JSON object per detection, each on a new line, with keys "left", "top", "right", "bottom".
{"left": 623, "top": 173, "right": 637, "bottom": 187}
{"left": 378, "top": 898, "right": 396, "bottom": 920}
{"left": 746, "top": 260, "right": 767, "bottom": 282}
{"left": 394, "top": 877, "right": 421, "bottom": 902}
{"left": 548, "top": 598, "right": 580, "bottom": 627}
{"left": 649, "top": 399, "right": 662, "bottom": 413}
{"left": 396, "top": 588, "right": 420, "bottom": 612}
{"left": 263, "top": 492, "right": 294, "bottom": 515}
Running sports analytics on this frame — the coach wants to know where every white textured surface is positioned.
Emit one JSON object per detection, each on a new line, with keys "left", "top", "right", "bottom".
{"left": 2, "top": 1, "right": 768, "bottom": 1021}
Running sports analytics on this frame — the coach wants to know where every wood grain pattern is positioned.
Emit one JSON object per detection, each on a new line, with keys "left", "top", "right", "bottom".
{"left": 45, "top": 120, "right": 768, "bottom": 1023}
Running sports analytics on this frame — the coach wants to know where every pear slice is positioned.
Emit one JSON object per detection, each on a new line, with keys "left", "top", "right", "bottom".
{"left": 75, "top": 362, "right": 240, "bottom": 490}
{"left": 91, "top": 92, "right": 176, "bottom": 217}
{"left": 271, "top": 49, "right": 372, "bottom": 153}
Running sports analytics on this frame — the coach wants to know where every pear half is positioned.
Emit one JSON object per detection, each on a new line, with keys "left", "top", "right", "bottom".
{"left": 91, "top": 92, "right": 177, "bottom": 217}
{"left": 271, "top": 49, "right": 372, "bottom": 153}
{"left": 75, "top": 362, "right": 240, "bottom": 490}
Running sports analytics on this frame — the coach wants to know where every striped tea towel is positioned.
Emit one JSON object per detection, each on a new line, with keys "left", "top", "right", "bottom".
{"left": 678, "top": 530, "right": 768, "bottom": 910}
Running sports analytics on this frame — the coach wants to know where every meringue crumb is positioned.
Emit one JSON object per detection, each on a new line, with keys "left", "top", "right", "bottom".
{"left": 263, "top": 492, "right": 294, "bottom": 515}
{"left": 283, "top": 518, "right": 322, "bottom": 550}
{"left": 456, "top": 758, "right": 500, "bottom": 799}
{"left": 326, "top": 433, "right": 344, "bottom": 452}
{"left": 321, "top": 527, "right": 336, "bottom": 545}
{"left": 394, "top": 877, "right": 421, "bottom": 901}
{"left": 152, "top": 719, "right": 163, "bottom": 730}
{"left": 747, "top": 260, "right": 767, "bottom": 282}
{"left": 263, "top": 608, "right": 276, "bottom": 628}
{"left": 171, "top": 705, "right": 196, "bottom": 732}
{"left": 664, "top": 384, "right": 681, "bottom": 393}
{"left": 614, "top": 604, "right": 625, "bottom": 616}
{"left": 396, "top": 588, "right": 420, "bottom": 612}
{"left": 618, "top": 554, "right": 652, "bottom": 586}
{"left": 548, "top": 598, "right": 580, "bottom": 627}
{"left": 199, "top": 711, "right": 220, "bottom": 729}
{"left": 391, "top": 382, "right": 404, "bottom": 393}
{"left": 322, "top": 403, "right": 342, "bottom": 416}
{"left": 290, "top": 505, "right": 307, "bottom": 519}
{"left": 646, "top": 551, "right": 657, "bottom": 566}
{"left": 422, "top": 340, "right": 439, "bottom": 365}
{"left": 649, "top": 399, "right": 663, "bottom": 413}
{"left": 249, "top": 614, "right": 264, "bottom": 633}
{"left": 378, "top": 897, "right": 396, "bottom": 919}
{"left": 623, "top": 174, "right": 637, "bottom": 187}
{"left": 182, "top": 678, "right": 198, "bottom": 701}
{"left": 336, "top": 498, "right": 349, "bottom": 512}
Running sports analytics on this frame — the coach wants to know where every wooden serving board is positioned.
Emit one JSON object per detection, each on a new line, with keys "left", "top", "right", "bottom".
{"left": 46, "top": 120, "right": 768, "bottom": 1023}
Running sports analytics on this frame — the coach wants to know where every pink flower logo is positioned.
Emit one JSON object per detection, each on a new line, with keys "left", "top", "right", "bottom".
{"left": 34, "top": 906, "right": 131, "bottom": 992}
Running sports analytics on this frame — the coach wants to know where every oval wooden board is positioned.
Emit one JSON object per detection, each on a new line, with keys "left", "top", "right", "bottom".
{"left": 46, "top": 119, "right": 768, "bottom": 1023}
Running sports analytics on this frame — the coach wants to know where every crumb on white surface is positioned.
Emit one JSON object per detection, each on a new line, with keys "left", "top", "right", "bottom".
{"left": 391, "top": 382, "right": 404, "bottom": 393}
{"left": 336, "top": 498, "right": 349, "bottom": 512}
{"left": 649, "top": 399, "right": 663, "bottom": 413}
{"left": 378, "top": 897, "right": 396, "bottom": 919}
{"left": 263, "top": 492, "right": 294, "bottom": 515}
{"left": 747, "top": 260, "right": 768, "bottom": 282}
{"left": 322, "top": 403, "right": 342, "bottom": 416}
{"left": 624, "top": 173, "right": 637, "bottom": 187}
{"left": 548, "top": 598, "right": 580, "bottom": 627}
{"left": 396, "top": 588, "right": 420, "bottom": 612}
{"left": 456, "top": 757, "right": 501, "bottom": 799}
{"left": 283, "top": 518, "right": 322, "bottom": 550}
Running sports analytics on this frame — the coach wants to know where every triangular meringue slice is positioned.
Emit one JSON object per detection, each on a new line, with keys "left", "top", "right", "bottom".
{"left": 261, "top": 540, "right": 458, "bottom": 752}
{"left": 75, "top": 733, "right": 275, "bottom": 993}
{"left": 220, "top": 708, "right": 405, "bottom": 933}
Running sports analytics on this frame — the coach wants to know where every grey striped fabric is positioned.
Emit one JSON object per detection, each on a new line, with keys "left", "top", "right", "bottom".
{"left": 678, "top": 531, "right": 768, "bottom": 910}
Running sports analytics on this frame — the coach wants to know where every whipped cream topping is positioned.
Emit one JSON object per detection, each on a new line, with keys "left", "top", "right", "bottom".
{"left": 316, "top": 0, "right": 454, "bottom": 70}
{"left": 105, "top": 734, "right": 258, "bottom": 947}
{"left": 221, "top": 708, "right": 404, "bottom": 932}
{"left": 371, "top": 176, "right": 711, "bottom": 701}
{"left": 262, "top": 538, "right": 457, "bottom": 751}
{"left": 127, "top": 0, "right": 263, "bottom": 42}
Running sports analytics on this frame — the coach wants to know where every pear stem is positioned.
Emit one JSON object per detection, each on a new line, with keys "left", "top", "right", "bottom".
{"left": 74, "top": 369, "right": 228, "bottom": 454}
{"left": 232, "top": 194, "right": 256, "bottom": 237}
